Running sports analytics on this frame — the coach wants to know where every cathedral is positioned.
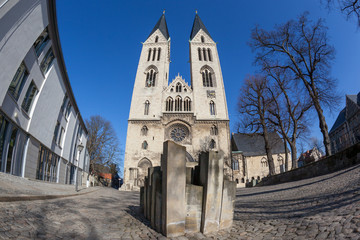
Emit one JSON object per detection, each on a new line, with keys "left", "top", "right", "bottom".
{"left": 123, "top": 13, "right": 231, "bottom": 190}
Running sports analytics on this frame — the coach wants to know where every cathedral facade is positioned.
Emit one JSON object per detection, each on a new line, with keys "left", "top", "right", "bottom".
{"left": 123, "top": 13, "right": 230, "bottom": 190}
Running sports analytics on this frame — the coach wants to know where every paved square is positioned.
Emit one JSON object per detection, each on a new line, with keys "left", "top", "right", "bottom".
{"left": 0, "top": 164, "right": 359, "bottom": 239}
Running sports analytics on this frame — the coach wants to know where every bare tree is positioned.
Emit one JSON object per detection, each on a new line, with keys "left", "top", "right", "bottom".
{"left": 250, "top": 12, "right": 339, "bottom": 156}
{"left": 86, "top": 115, "right": 121, "bottom": 174}
{"left": 325, "top": 0, "right": 360, "bottom": 26}
{"left": 266, "top": 67, "right": 312, "bottom": 169}
{"left": 238, "top": 75, "right": 276, "bottom": 175}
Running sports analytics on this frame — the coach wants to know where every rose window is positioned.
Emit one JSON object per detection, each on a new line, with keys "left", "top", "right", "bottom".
{"left": 169, "top": 124, "right": 188, "bottom": 142}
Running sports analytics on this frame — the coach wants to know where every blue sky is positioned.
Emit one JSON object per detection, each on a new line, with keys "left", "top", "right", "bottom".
{"left": 56, "top": 1, "right": 360, "bottom": 172}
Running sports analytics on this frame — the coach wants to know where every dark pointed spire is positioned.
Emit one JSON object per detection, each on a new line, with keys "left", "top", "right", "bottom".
{"left": 190, "top": 13, "right": 212, "bottom": 40}
{"left": 148, "top": 13, "right": 170, "bottom": 40}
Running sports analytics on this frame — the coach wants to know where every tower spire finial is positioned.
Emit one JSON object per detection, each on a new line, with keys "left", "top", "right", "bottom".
{"left": 163, "top": 9, "right": 165, "bottom": 14}
{"left": 195, "top": 10, "right": 198, "bottom": 14}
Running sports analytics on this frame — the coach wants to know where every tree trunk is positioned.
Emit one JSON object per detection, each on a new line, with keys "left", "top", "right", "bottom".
{"left": 263, "top": 131, "right": 276, "bottom": 175}
{"left": 313, "top": 100, "right": 332, "bottom": 156}
{"left": 290, "top": 143, "right": 297, "bottom": 169}
{"left": 283, "top": 137, "right": 289, "bottom": 171}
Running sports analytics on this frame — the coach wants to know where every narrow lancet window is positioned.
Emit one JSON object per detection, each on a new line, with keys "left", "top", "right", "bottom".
{"left": 157, "top": 48, "right": 161, "bottom": 61}
{"left": 198, "top": 48, "right": 202, "bottom": 61}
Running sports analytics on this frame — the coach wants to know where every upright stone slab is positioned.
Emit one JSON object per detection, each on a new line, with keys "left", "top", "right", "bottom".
{"left": 144, "top": 176, "right": 148, "bottom": 217}
{"left": 186, "top": 167, "right": 193, "bottom": 184}
{"left": 219, "top": 180, "right": 236, "bottom": 229}
{"left": 151, "top": 167, "right": 161, "bottom": 228}
{"left": 147, "top": 167, "right": 155, "bottom": 221}
{"left": 161, "top": 140, "right": 186, "bottom": 237}
{"left": 185, "top": 184, "right": 203, "bottom": 233}
{"left": 199, "top": 151, "right": 224, "bottom": 234}
{"left": 140, "top": 187, "right": 144, "bottom": 213}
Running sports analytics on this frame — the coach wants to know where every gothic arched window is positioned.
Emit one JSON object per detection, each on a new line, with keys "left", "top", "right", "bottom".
{"left": 210, "top": 101, "right": 216, "bottom": 115}
{"left": 201, "top": 67, "right": 215, "bottom": 87}
{"left": 175, "top": 96, "right": 182, "bottom": 111}
{"left": 157, "top": 48, "right": 161, "bottom": 61}
{"left": 142, "top": 141, "right": 148, "bottom": 149}
{"left": 184, "top": 97, "right": 191, "bottom": 111}
{"left": 147, "top": 49, "right": 152, "bottom": 61}
{"left": 208, "top": 48, "right": 212, "bottom": 61}
{"left": 209, "top": 139, "right": 216, "bottom": 149}
{"left": 201, "top": 36, "right": 205, "bottom": 43}
{"left": 203, "top": 48, "right": 207, "bottom": 61}
{"left": 152, "top": 48, "right": 156, "bottom": 61}
{"left": 261, "top": 157, "right": 268, "bottom": 167}
{"left": 166, "top": 97, "right": 173, "bottom": 111}
{"left": 145, "top": 68, "right": 156, "bottom": 87}
{"left": 144, "top": 100, "right": 150, "bottom": 115}
{"left": 198, "top": 48, "right": 202, "bottom": 61}
{"left": 210, "top": 125, "right": 218, "bottom": 135}
{"left": 232, "top": 158, "right": 239, "bottom": 170}
{"left": 141, "top": 126, "right": 148, "bottom": 136}
{"left": 155, "top": 36, "right": 159, "bottom": 43}
{"left": 176, "top": 83, "right": 182, "bottom": 92}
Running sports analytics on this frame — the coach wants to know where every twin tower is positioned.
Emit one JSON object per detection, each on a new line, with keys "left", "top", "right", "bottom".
{"left": 124, "top": 13, "right": 230, "bottom": 190}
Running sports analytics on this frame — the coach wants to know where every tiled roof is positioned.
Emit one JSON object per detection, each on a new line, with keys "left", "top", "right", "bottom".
{"left": 232, "top": 132, "right": 286, "bottom": 157}
{"left": 148, "top": 14, "right": 169, "bottom": 40}
{"left": 190, "top": 14, "right": 212, "bottom": 40}
{"left": 329, "top": 107, "right": 346, "bottom": 133}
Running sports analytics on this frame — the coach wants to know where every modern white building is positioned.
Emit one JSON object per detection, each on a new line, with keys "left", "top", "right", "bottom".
{"left": 124, "top": 13, "right": 231, "bottom": 190}
{"left": 0, "top": 0, "right": 89, "bottom": 185}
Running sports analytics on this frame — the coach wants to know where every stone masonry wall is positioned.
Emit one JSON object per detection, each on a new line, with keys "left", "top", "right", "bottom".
{"left": 259, "top": 143, "right": 360, "bottom": 186}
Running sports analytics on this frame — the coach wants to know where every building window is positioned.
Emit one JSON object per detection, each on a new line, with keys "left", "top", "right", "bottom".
{"left": 261, "top": 157, "right": 268, "bottom": 167}
{"left": 166, "top": 97, "right": 173, "bottom": 111}
{"left": 157, "top": 48, "right": 161, "bottom": 61}
{"left": 203, "top": 48, "right": 207, "bottom": 61}
{"left": 201, "top": 68, "right": 214, "bottom": 87}
{"left": 141, "top": 126, "right": 148, "bottom": 136}
{"left": 0, "top": 115, "right": 9, "bottom": 171}
{"left": 33, "top": 27, "right": 50, "bottom": 57}
{"left": 144, "top": 101, "right": 150, "bottom": 115}
{"left": 198, "top": 48, "right": 202, "bottom": 61}
{"left": 208, "top": 48, "right": 212, "bottom": 61}
{"left": 155, "top": 36, "right": 159, "bottom": 43}
{"left": 145, "top": 69, "right": 156, "bottom": 87}
{"left": 152, "top": 48, "right": 157, "bottom": 61}
{"left": 58, "top": 127, "right": 65, "bottom": 147}
{"left": 65, "top": 102, "right": 72, "bottom": 119}
{"left": 53, "top": 122, "right": 60, "bottom": 143}
{"left": 6, "top": 126, "right": 18, "bottom": 173}
{"left": 142, "top": 141, "right": 148, "bottom": 149}
{"left": 210, "top": 125, "right": 218, "bottom": 135}
{"left": 201, "top": 36, "right": 205, "bottom": 43}
{"left": 147, "top": 49, "right": 152, "bottom": 61}
{"left": 8, "top": 62, "right": 29, "bottom": 100}
{"left": 60, "top": 95, "right": 68, "bottom": 114}
{"left": 36, "top": 145, "right": 59, "bottom": 182}
{"left": 210, "top": 101, "right": 216, "bottom": 115}
{"left": 209, "top": 139, "right": 216, "bottom": 149}
{"left": 176, "top": 83, "right": 182, "bottom": 92}
{"left": 21, "top": 81, "right": 38, "bottom": 113}
{"left": 184, "top": 97, "right": 191, "bottom": 111}
{"left": 40, "top": 48, "right": 55, "bottom": 74}
{"left": 232, "top": 158, "right": 239, "bottom": 170}
{"left": 175, "top": 96, "right": 182, "bottom": 111}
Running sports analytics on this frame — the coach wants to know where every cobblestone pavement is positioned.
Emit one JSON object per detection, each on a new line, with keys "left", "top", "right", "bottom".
{"left": 0, "top": 164, "right": 360, "bottom": 239}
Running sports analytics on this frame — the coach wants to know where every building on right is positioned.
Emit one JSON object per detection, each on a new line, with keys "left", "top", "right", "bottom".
{"left": 231, "top": 132, "right": 290, "bottom": 188}
{"left": 329, "top": 92, "right": 360, "bottom": 154}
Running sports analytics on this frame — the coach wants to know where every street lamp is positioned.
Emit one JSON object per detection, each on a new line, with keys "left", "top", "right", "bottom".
{"left": 75, "top": 141, "right": 84, "bottom": 192}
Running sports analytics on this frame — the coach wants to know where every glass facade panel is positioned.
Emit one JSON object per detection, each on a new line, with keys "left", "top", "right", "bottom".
{"left": 8, "top": 62, "right": 29, "bottom": 100}
{"left": 6, "top": 127, "right": 17, "bottom": 173}
{"left": 40, "top": 48, "right": 55, "bottom": 74}
{"left": 21, "top": 81, "right": 38, "bottom": 113}
{"left": 34, "top": 28, "right": 50, "bottom": 56}
{"left": 0, "top": 115, "right": 9, "bottom": 171}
